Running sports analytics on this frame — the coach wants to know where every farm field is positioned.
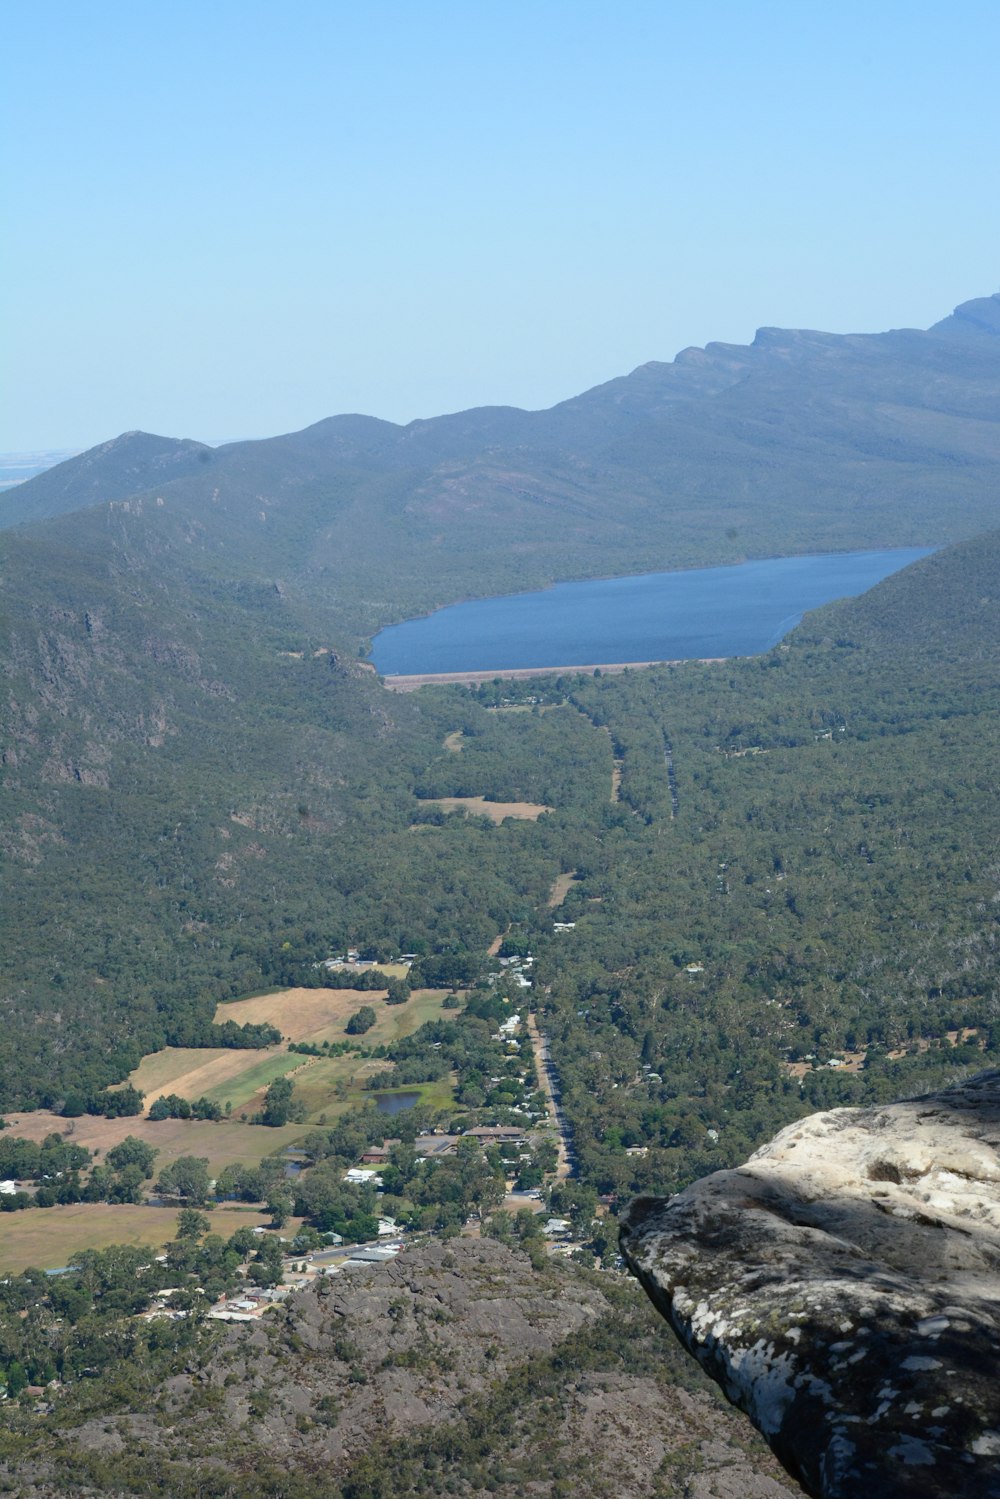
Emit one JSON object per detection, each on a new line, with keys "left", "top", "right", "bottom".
{"left": 0, "top": 1111, "right": 307, "bottom": 1176}
{"left": 107, "top": 987, "right": 452, "bottom": 1124}
{"left": 217, "top": 987, "right": 456, "bottom": 1123}
{"left": 0, "top": 1202, "right": 283, "bottom": 1275}
{"left": 415, "top": 795, "right": 551, "bottom": 822}
{"left": 0, "top": 986, "right": 457, "bottom": 1279}
{"left": 111, "top": 986, "right": 455, "bottom": 1125}
{"left": 128, "top": 1046, "right": 301, "bottom": 1113}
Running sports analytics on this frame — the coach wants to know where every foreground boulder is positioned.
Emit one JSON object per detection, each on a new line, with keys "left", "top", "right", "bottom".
{"left": 620, "top": 1069, "right": 1000, "bottom": 1498}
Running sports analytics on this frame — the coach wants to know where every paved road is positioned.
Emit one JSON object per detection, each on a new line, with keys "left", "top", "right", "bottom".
{"left": 526, "top": 1012, "right": 574, "bottom": 1180}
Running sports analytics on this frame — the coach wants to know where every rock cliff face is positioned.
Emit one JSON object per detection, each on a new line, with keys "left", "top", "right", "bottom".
{"left": 620, "top": 1070, "right": 1000, "bottom": 1499}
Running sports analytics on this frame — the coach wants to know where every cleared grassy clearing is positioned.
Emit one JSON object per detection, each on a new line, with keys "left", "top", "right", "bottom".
{"left": 124, "top": 1046, "right": 300, "bottom": 1115}
{"left": 403, "top": 1076, "right": 454, "bottom": 1112}
{"left": 198, "top": 1051, "right": 305, "bottom": 1112}
{"left": 372, "top": 962, "right": 411, "bottom": 980}
{"left": 0, "top": 1203, "right": 281, "bottom": 1275}
{"left": 292, "top": 1069, "right": 456, "bottom": 1126}
{"left": 287, "top": 1056, "right": 379, "bottom": 1122}
{"left": 443, "top": 730, "right": 464, "bottom": 752}
{"left": 547, "top": 871, "right": 580, "bottom": 908}
{"left": 0, "top": 1111, "right": 306, "bottom": 1175}
{"left": 416, "top": 796, "right": 551, "bottom": 822}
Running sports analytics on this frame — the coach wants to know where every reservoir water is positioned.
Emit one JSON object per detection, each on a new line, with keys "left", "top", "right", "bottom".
{"left": 370, "top": 548, "right": 932, "bottom": 676}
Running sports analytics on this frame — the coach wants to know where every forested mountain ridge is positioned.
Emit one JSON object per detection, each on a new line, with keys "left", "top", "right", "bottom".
{"left": 3, "top": 430, "right": 216, "bottom": 526}
{"left": 4, "top": 295, "right": 999, "bottom": 646}
{"left": 0, "top": 492, "right": 604, "bottom": 1105}
{"left": 800, "top": 527, "right": 1000, "bottom": 660}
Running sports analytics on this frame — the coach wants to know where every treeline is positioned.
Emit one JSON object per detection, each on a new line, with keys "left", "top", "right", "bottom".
{"left": 0, "top": 1133, "right": 160, "bottom": 1212}
{"left": 0, "top": 1133, "right": 90, "bottom": 1181}
{"left": 148, "top": 1093, "right": 225, "bottom": 1121}
{"left": 164, "top": 1018, "right": 281, "bottom": 1049}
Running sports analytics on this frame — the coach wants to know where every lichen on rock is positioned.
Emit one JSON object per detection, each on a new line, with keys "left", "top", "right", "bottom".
{"left": 620, "top": 1068, "right": 1000, "bottom": 1498}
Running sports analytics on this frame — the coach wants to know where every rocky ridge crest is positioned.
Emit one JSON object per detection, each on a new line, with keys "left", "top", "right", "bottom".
{"left": 621, "top": 1070, "right": 1000, "bottom": 1498}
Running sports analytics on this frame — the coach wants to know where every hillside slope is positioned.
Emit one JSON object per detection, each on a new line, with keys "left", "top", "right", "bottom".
{"left": 3, "top": 1239, "right": 797, "bottom": 1499}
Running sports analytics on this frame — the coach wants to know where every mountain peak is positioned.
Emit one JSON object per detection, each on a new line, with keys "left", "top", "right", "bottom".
{"left": 0, "top": 430, "right": 215, "bottom": 527}
{"left": 930, "top": 292, "right": 1000, "bottom": 340}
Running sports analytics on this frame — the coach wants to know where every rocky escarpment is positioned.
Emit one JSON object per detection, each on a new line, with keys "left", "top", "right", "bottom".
{"left": 620, "top": 1070, "right": 1000, "bottom": 1499}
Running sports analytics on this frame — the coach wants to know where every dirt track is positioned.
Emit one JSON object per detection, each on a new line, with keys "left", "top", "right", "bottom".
{"left": 383, "top": 659, "right": 725, "bottom": 691}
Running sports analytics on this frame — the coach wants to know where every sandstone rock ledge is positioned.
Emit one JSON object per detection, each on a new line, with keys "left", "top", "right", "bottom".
{"left": 620, "top": 1070, "right": 1000, "bottom": 1499}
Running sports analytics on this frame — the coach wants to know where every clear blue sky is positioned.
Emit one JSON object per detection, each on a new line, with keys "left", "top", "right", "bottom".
{"left": 4, "top": 1, "right": 999, "bottom": 450}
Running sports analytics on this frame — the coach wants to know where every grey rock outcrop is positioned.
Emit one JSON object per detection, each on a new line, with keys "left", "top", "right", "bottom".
{"left": 10, "top": 1237, "right": 799, "bottom": 1497}
{"left": 620, "top": 1069, "right": 1000, "bottom": 1498}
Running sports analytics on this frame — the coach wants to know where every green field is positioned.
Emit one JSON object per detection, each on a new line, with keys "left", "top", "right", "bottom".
{"left": 373, "top": 1077, "right": 456, "bottom": 1113}
{"left": 127, "top": 1047, "right": 233, "bottom": 1094}
{"left": 198, "top": 1051, "right": 304, "bottom": 1112}
{"left": 270, "top": 990, "right": 457, "bottom": 1123}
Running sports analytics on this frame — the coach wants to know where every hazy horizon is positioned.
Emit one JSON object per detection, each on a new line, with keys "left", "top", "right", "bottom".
{"left": 4, "top": 1, "right": 1000, "bottom": 451}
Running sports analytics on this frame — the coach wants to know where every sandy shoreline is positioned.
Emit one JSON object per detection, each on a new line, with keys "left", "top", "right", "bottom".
{"left": 382, "top": 658, "right": 726, "bottom": 691}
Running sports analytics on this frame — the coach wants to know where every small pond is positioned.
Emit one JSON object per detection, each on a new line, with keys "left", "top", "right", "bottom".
{"left": 372, "top": 1091, "right": 422, "bottom": 1116}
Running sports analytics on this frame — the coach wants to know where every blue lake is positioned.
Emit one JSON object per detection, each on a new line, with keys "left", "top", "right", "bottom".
{"left": 370, "top": 549, "right": 932, "bottom": 676}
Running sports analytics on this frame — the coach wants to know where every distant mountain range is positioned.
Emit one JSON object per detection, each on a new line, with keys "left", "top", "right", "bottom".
{"left": 5, "top": 293, "right": 999, "bottom": 647}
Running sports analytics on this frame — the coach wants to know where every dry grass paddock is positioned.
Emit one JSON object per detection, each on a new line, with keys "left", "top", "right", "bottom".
{"left": 0, "top": 1202, "right": 283, "bottom": 1274}
{"left": 0, "top": 1111, "right": 307, "bottom": 1175}
{"left": 415, "top": 795, "right": 550, "bottom": 822}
